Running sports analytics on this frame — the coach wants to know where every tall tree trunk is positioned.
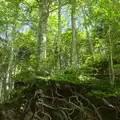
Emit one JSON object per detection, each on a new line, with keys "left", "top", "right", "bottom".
{"left": 0, "top": 25, "right": 8, "bottom": 102}
{"left": 108, "top": 0, "right": 114, "bottom": 86}
{"left": 108, "top": 26, "right": 114, "bottom": 85}
{"left": 71, "top": 0, "right": 77, "bottom": 68}
{"left": 37, "top": 0, "right": 49, "bottom": 60}
{"left": 56, "top": 0, "right": 62, "bottom": 70}
{"left": 4, "top": 6, "right": 18, "bottom": 100}
{"left": 5, "top": 25, "right": 16, "bottom": 100}
{"left": 6, "top": 43, "right": 14, "bottom": 90}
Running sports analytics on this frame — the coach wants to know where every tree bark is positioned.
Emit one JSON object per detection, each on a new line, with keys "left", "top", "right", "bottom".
{"left": 108, "top": 0, "right": 114, "bottom": 86}
{"left": 71, "top": 0, "right": 77, "bottom": 68}
{"left": 5, "top": 24, "right": 16, "bottom": 100}
{"left": 56, "top": 0, "right": 62, "bottom": 70}
{"left": 108, "top": 25, "right": 114, "bottom": 86}
{"left": 37, "top": 0, "right": 50, "bottom": 60}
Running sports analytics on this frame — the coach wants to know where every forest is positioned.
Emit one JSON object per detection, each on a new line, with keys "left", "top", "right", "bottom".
{"left": 0, "top": 0, "right": 120, "bottom": 120}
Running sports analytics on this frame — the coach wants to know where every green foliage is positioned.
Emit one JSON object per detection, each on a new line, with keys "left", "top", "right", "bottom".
{"left": 52, "top": 68, "right": 95, "bottom": 84}
{"left": 0, "top": 0, "right": 120, "bottom": 104}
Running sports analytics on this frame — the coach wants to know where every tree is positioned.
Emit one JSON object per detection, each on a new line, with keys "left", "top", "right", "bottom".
{"left": 37, "top": 0, "right": 51, "bottom": 60}
{"left": 108, "top": 0, "right": 114, "bottom": 85}
{"left": 71, "top": 0, "right": 77, "bottom": 68}
{"left": 1, "top": 0, "right": 120, "bottom": 102}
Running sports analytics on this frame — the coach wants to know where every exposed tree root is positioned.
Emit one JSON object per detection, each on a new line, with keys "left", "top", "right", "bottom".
{"left": 0, "top": 83, "right": 120, "bottom": 120}
{"left": 18, "top": 85, "right": 102, "bottom": 120}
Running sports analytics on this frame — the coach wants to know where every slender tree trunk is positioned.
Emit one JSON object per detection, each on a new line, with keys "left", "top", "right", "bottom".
{"left": 107, "top": 0, "right": 114, "bottom": 86}
{"left": 0, "top": 24, "right": 8, "bottom": 102}
{"left": 71, "top": 0, "right": 77, "bottom": 68}
{"left": 37, "top": 0, "right": 49, "bottom": 60}
{"left": 1, "top": 24, "right": 13, "bottom": 101}
{"left": 5, "top": 7, "right": 18, "bottom": 99}
{"left": 5, "top": 25, "right": 16, "bottom": 100}
{"left": 6, "top": 43, "right": 14, "bottom": 90}
{"left": 56, "top": 0, "right": 62, "bottom": 70}
{"left": 108, "top": 25, "right": 114, "bottom": 85}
